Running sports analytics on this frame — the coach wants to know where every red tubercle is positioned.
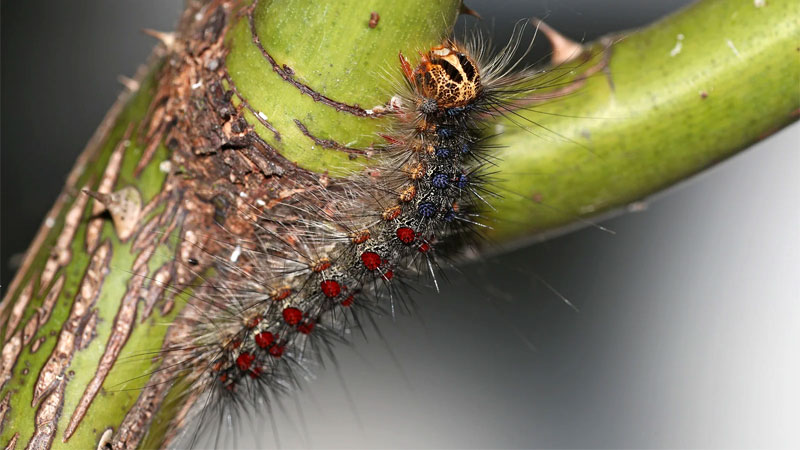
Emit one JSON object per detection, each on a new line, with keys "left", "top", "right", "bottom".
{"left": 249, "top": 366, "right": 263, "bottom": 379}
{"left": 418, "top": 242, "right": 431, "bottom": 253}
{"left": 341, "top": 294, "right": 355, "bottom": 307}
{"left": 396, "top": 227, "right": 416, "bottom": 244}
{"left": 351, "top": 229, "right": 370, "bottom": 244}
{"left": 297, "top": 321, "right": 315, "bottom": 334}
{"left": 382, "top": 270, "right": 394, "bottom": 281}
{"left": 271, "top": 287, "right": 292, "bottom": 301}
{"left": 236, "top": 352, "right": 255, "bottom": 371}
{"left": 219, "top": 373, "right": 228, "bottom": 383}
{"left": 255, "top": 331, "right": 275, "bottom": 349}
{"left": 360, "top": 251, "right": 382, "bottom": 270}
{"left": 269, "top": 345, "right": 285, "bottom": 358}
{"left": 245, "top": 316, "right": 261, "bottom": 328}
{"left": 282, "top": 307, "right": 303, "bottom": 325}
{"left": 312, "top": 258, "right": 332, "bottom": 272}
{"left": 320, "top": 279, "right": 341, "bottom": 298}
{"left": 382, "top": 205, "right": 402, "bottom": 221}
{"left": 231, "top": 339, "right": 242, "bottom": 349}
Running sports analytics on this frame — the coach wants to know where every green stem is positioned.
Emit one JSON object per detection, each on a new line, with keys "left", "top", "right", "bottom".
{"left": 486, "top": 0, "right": 799, "bottom": 243}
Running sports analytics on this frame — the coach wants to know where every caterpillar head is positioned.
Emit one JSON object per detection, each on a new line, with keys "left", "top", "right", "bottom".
{"left": 400, "top": 43, "right": 482, "bottom": 112}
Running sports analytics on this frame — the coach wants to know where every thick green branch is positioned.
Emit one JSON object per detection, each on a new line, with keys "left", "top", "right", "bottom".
{"left": 486, "top": 0, "right": 799, "bottom": 243}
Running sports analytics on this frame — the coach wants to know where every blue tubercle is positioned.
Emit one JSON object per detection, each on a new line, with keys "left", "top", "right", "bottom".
{"left": 431, "top": 173, "right": 449, "bottom": 189}
{"left": 418, "top": 202, "right": 437, "bottom": 218}
{"left": 436, "top": 127, "right": 454, "bottom": 139}
{"left": 434, "top": 146, "right": 451, "bottom": 158}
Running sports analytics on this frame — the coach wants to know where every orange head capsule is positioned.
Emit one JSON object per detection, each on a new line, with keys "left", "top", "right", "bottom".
{"left": 401, "top": 43, "right": 481, "bottom": 111}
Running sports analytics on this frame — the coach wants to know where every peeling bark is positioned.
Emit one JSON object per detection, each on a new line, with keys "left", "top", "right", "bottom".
{"left": 32, "top": 242, "right": 111, "bottom": 408}
{"left": 63, "top": 269, "right": 144, "bottom": 442}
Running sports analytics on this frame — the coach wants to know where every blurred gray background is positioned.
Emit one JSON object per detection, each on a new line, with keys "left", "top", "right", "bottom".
{"left": 2, "top": 1, "right": 798, "bottom": 448}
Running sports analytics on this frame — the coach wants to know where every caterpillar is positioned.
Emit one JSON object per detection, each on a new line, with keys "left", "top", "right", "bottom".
{"left": 164, "top": 21, "right": 555, "bottom": 448}
{"left": 3, "top": 1, "right": 587, "bottom": 447}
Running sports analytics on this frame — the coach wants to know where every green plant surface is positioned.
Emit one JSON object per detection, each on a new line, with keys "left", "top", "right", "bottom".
{"left": 225, "top": 0, "right": 461, "bottom": 175}
{"left": 0, "top": 67, "right": 189, "bottom": 449}
{"left": 485, "top": 0, "right": 799, "bottom": 243}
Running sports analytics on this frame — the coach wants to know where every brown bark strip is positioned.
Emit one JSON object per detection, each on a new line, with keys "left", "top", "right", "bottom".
{"left": 131, "top": 191, "right": 174, "bottom": 255}
{"left": 77, "top": 310, "right": 98, "bottom": 351}
{"left": 293, "top": 119, "right": 369, "bottom": 157}
{"left": 141, "top": 264, "right": 173, "bottom": 321}
{"left": 86, "top": 125, "right": 134, "bottom": 252}
{"left": 131, "top": 244, "right": 156, "bottom": 277}
{"left": 130, "top": 212, "right": 163, "bottom": 258}
{"left": 26, "top": 377, "right": 65, "bottom": 450}
{"left": 37, "top": 184, "right": 91, "bottom": 297}
{"left": 32, "top": 242, "right": 111, "bottom": 407}
{"left": 63, "top": 267, "right": 146, "bottom": 442}
{"left": 137, "top": 190, "right": 168, "bottom": 232}
{"left": 4, "top": 433, "right": 18, "bottom": 450}
{"left": 21, "top": 313, "right": 39, "bottom": 347}
{"left": 0, "top": 387, "right": 11, "bottom": 433}
{"left": 160, "top": 299, "right": 175, "bottom": 316}
{"left": 3, "top": 279, "right": 34, "bottom": 344}
{"left": 0, "top": 331, "right": 22, "bottom": 391}
{"left": 132, "top": 195, "right": 179, "bottom": 290}
{"left": 247, "top": 0, "right": 382, "bottom": 118}
{"left": 134, "top": 126, "right": 166, "bottom": 177}
{"left": 30, "top": 338, "right": 45, "bottom": 354}
{"left": 37, "top": 275, "right": 64, "bottom": 327}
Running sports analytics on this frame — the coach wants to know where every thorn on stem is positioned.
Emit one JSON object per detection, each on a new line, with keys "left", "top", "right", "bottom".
{"left": 459, "top": 3, "right": 482, "bottom": 19}
{"left": 142, "top": 28, "right": 176, "bottom": 48}
{"left": 532, "top": 18, "right": 584, "bottom": 66}
{"left": 82, "top": 186, "right": 142, "bottom": 241}
{"left": 117, "top": 75, "right": 139, "bottom": 92}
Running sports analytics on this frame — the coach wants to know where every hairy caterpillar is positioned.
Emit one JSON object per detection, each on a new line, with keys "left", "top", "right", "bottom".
{"left": 160, "top": 16, "right": 564, "bottom": 447}
{"left": 3, "top": 1, "right": 798, "bottom": 449}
